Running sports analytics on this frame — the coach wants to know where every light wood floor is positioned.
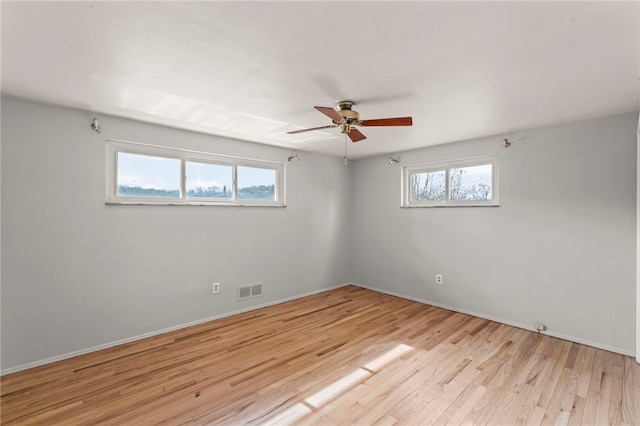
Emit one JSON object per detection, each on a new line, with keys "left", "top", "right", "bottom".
{"left": 1, "top": 286, "right": 638, "bottom": 425}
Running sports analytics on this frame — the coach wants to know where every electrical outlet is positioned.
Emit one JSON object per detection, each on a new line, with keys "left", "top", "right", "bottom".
{"left": 535, "top": 323, "right": 545, "bottom": 332}
{"left": 212, "top": 282, "right": 220, "bottom": 294}
{"left": 436, "top": 274, "right": 443, "bottom": 284}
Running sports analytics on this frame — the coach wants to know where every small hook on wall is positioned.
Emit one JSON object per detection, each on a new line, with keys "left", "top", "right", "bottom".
{"left": 288, "top": 153, "right": 300, "bottom": 162}
{"left": 91, "top": 117, "right": 101, "bottom": 134}
{"left": 502, "top": 138, "right": 511, "bottom": 148}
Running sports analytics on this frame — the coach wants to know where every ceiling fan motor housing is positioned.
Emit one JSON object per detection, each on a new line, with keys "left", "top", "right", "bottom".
{"left": 336, "top": 101, "right": 360, "bottom": 123}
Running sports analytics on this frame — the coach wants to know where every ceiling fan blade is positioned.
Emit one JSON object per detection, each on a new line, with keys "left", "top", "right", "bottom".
{"left": 348, "top": 128, "right": 367, "bottom": 142}
{"left": 359, "top": 117, "right": 413, "bottom": 127}
{"left": 314, "top": 106, "right": 343, "bottom": 122}
{"left": 287, "top": 124, "right": 338, "bottom": 135}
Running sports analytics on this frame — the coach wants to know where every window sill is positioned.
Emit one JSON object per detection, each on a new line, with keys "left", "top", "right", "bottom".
{"left": 401, "top": 204, "right": 500, "bottom": 208}
{"left": 106, "top": 201, "right": 286, "bottom": 207}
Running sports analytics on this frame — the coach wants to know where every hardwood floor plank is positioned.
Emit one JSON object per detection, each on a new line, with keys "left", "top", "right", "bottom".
{"left": 1, "top": 286, "right": 637, "bottom": 426}
{"left": 621, "top": 355, "right": 639, "bottom": 425}
{"left": 567, "top": 396, "right": 586, "bottom": 426}
{"left": 436, "top": 383, "right": 487, "bottom": 425}
{"left": 607, "top": 361, "right": 624, "bottom": 425}
{"left": 594, "top": 350, "right": 615, "bottom": 425}
{"left": 575, "top": 345, "right": 596, "bottom": 399}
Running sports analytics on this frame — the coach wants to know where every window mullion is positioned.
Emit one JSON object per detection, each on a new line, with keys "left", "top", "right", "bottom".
{"left": 445, "top": 168, "right": 451, "bottom": 201}
{"left": 232, "top": 165, "right": 238, "bottom": 200}
{"left": 180, "top": 158, "right": 186, "bottom": 200}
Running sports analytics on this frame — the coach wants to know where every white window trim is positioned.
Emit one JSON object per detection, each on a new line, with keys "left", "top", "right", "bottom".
{"left": 106, "top": 139, "right": 286, "bottom": 207}
{"left": 401, "top": 156, "right": 499, "bottom": 208}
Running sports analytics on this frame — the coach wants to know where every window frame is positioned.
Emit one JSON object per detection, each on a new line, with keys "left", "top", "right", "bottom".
{"left": 401, "top": 156, "right": 499, "bottom": 208}
{"left": 106, "top": 139, "right": 285, "bottom": 206}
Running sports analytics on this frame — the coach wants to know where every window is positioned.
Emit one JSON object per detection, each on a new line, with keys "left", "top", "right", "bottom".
{"left": 402, "top": 156, "right": 498, "bottom": 207}
{"left": 106, "top": 140, "right": 285, "bottom": 206}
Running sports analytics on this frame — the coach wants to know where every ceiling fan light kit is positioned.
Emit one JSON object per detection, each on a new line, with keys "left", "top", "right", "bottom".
{"left": 288, "top": 100, "right": 413, "bottom": 143}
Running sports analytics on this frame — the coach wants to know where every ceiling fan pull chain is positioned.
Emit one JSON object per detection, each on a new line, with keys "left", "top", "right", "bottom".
{"left": 343, "top": 134, "right": 348, "bottom": 166}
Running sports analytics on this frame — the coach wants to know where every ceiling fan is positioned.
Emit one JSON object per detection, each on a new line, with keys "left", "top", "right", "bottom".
{"left": 287, "top": 101, "right": 413, "bottom": 142}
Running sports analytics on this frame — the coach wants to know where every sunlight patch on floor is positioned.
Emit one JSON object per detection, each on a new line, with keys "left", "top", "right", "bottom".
{"left": 259, "top": 402, "right": 311, "bottom": 426}
{"left": 364, "top": 343, "right": 413, "bottom": 372}
{"left": 305, "top": 368, "right": 370, "bottom": 408}
{"left": 259, "top": 343, "right": 414, "bottom": 425}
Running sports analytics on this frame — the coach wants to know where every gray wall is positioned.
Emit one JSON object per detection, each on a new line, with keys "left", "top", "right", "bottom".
{"left": 351, "top": 112, "right": 637, "bottom": 355}
{"left": 1, "top": 96, "right": 352, "bottom": 371}
{"left": 1, "top": 96, "right": 637, "bottom": 372}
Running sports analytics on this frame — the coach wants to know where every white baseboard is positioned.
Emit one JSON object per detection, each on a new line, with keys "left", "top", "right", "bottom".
{"left": 1, "top": 283, "right": 352, "bottom": 376}
{"left": 352, "top": 283, "right": 636, "bottom": 358}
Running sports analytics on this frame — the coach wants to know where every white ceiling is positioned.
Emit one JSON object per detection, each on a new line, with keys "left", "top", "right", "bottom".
{"left": 2, "top": 1, "right": 639, "bottom": 159}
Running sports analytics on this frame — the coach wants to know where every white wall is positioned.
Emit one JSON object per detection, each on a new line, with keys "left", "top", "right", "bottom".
{"left": 351, "top": 112, "right": 638, "bottom": 355}
{"left": 0, "top": 96, "right": 352, "bottom": 371}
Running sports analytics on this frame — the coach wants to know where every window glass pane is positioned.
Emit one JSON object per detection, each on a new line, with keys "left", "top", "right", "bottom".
{"left": 237, "top": 166, "right": 276, "bottom": 201}
{"left": 186, "top": 162, "right": 232, "bottom": 199}
{"left": 117, "top": 152, "right": 180, "bottom": 198}
{"left": 410, "top": 170, "right": 446, "bottom": 201}
{"left": 449, "top": 164, "right": 493, "bottom": 201}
